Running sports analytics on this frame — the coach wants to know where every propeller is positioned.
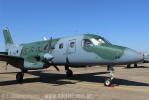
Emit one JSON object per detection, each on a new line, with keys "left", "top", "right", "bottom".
{"left": 43, "top": 37, "right": 60, "bottom": 71}
{"left": 48, "top": 37, "right": 53, "bottom": 53}
{"left": 51, "top": 62, "right": 60, "bottom": 72}
{"left": 40, "top": 37, "right": 53, "bottom": 61}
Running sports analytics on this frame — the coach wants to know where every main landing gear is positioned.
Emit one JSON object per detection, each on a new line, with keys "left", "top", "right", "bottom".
{"left": 104, "top": 66, "right": 115, "bottom": 87}
{"left": 65, "top": 65, "right": 73, "bottom": 77}
{"left": 16, "top": 69, "right": 28, "bottom": 82}
{"left": 134, "top": 64, "right": 138, "bottom": 68}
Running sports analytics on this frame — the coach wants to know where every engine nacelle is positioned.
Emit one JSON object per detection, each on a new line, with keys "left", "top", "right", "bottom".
{"left": 43, "top": 53, "right": 54, "bottom": 61}
{"left": 35, "top": 53, "right": 54, "bottom": 62}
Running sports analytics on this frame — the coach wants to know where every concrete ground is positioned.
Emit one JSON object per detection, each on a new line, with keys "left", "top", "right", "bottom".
{"left": 0, "top": 62, "right": 149, "bottom": 100}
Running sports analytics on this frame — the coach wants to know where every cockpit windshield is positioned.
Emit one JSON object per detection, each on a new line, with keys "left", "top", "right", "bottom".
{"left": 82, "top": 36, "right": 111, "bottom": 47}
{"left": 94, "top": 37, "right": 111, "bottom": 45}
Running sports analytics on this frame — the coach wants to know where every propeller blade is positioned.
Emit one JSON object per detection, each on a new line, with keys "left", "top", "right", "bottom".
{"left": 48, "top": 37, "right": 52, "bottom": 53}
{"left": 44, "top": 37, "right": 59, "bottom": 71}
{"left": 52, "top": 62, "right": 60, "bottom": 72}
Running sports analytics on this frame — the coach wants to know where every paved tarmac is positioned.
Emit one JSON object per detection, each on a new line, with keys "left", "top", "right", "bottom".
{"left": 0, "top": 62, "right": 149, "bottom": 100}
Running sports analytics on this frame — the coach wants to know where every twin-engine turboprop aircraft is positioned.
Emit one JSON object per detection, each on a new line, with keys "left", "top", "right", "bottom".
{"left": 0, "top": 28, "right": 143, "bottom": 86}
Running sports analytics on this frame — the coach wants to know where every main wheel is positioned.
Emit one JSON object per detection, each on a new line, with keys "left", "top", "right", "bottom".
{"left": 104, "top": 78, "right": 112, "bottom": 87}
{"left": 66, "top": 70, "right": 73, "bottom": 77}
{"left": 134, "top": 64, "right": 138, "bottom": 68}
{"left": 16, "top": 72, "right": 24, "bottom": 82}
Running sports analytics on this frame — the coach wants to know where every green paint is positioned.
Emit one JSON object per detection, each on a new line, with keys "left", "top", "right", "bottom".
{"left": 3, "top": 28, "right": 14, "bottom": 45}
{"left": 83, "top": 34, "right": 126, "bottom": 60}
{"left": 20, "top": 38, "right": 60, "bottom": 62}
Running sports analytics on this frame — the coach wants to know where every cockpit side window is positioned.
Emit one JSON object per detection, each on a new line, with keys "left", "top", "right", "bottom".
{"left": 70, "top": 42, "right": 75, "bottom": 48}
{"left": 82, "top": 39, "right": 93, "bottom": 47}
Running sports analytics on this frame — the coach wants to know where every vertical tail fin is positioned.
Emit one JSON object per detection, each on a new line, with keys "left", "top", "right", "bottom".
{"left": 3, "top": 28, "right": 14, "bottom": 45}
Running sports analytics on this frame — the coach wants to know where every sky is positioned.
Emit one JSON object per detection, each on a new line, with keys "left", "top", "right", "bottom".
{"left": 0, "top": 0, "right": 149, "bottom": 52}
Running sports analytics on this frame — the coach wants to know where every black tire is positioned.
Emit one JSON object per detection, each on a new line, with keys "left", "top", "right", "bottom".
{"left": 134, "top": 64, "right": 138, "bottom": 68}
{"left": 104, "top": 78, "right": 112, "bottom": 87}
{"left": 16, "top": 72, "right": 24, "bottom": 82}
{"left": 66, "top": 70, "right": 73, "bottom": 77}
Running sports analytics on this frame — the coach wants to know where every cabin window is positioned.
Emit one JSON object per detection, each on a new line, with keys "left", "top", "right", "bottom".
{"left": 37, "top": 46, "right": 41, "bottom": 52}
{"left": 59, "top": 43, "right": 63, "bottom": 49}
{"left": 31, "top": 47, "right": 34, "bottom": 52}
{"left": 44, "top": 44, "right": 49, "bottom": 50}
{"left": 82, "top": 39, "right": 93, "bottom": 47}
{"left": 25, "top": 48, "right": 29, "bottom": 53}
{"left": 70, "top": 42, "right": 75, "bottom": 48}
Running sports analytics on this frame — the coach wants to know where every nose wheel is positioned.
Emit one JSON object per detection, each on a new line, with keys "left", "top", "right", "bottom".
{"left": 104, "top": 66, "right": 115, "bottom": 87}
{"left": 16, "top": 72, "right": 24, "bottom": 82}
{"left": 104, "top": 78, "right": 112, "bottom": 86}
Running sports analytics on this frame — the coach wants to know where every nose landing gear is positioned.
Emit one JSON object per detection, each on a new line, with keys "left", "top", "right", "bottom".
{"left": 104, "top": 66, "right": 115, "bottom": 87}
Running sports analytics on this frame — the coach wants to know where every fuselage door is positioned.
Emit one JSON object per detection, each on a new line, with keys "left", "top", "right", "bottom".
{"left": 68, "top": 39, "right": 76, "bottom": 54}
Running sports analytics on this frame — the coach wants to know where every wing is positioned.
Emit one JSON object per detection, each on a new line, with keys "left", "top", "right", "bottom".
{"left": 0, "top": 52, "right": 8, "bottom": 55}
{"left": 0, "top": 55, "right": 24, "bottom": 68}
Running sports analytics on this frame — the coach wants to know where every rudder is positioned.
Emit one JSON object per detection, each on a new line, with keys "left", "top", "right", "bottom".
{"left": 3, "top": 27, "right": 14, "bottom": 45}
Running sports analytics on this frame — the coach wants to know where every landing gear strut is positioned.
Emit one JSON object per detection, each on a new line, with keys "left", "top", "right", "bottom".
{"left": 104, "top": 66, "right": 115, "bottom": 87}
{"left": 65, "top": 65, "right": 73, "bottom": 77}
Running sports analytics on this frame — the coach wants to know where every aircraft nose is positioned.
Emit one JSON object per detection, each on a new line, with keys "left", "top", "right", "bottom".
{"left": 124, "top": 48, "right": 143, "bottom": 63}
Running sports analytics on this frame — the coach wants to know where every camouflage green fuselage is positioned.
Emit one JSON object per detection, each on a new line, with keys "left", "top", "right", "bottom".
{"left": 11, "top": 34, "right": 142, "bottom": 69}
{"left": 3, "top": 28, "right": 143, "bottom": 70}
